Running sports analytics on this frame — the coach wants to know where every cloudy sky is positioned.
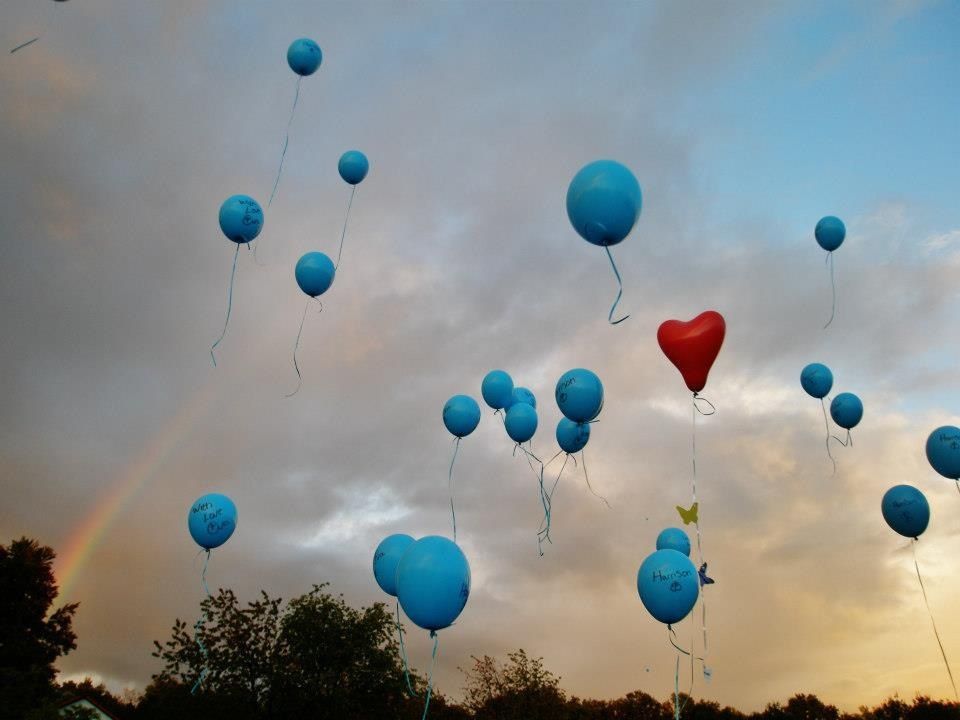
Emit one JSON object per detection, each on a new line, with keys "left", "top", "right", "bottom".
{"left": 2, "top": 0, "right": 959, "bottom": 711}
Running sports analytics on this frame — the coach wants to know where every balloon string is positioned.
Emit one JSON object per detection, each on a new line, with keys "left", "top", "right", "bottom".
{"left": 268, "top": 75, "right": 302, "bottom": 208}
{"left": 248, "top": 238, "right": 267, "bottom": 267}
{"left": 420, "top": 631, "right": 439, "bottom": 720}
{"left": 9, "top": 0, "right": 56, "bottom": 54}
{"left": 690, "top": 395, "right": 710, "bottom": 679}
{"left": 541, "top": 454, "right": 570, "bottom": 530}
{"left": 819, "top": 397, "right": 838, "bottom": 476}
{"left": 544, "top": 449, "right": 564, "bottom": 469}
{"left": 191, "top": 550, "right": 212, "bottom": 694}
{"left": 448, "top": 436, "right": 461, "bottom": 542}
{"left": 396, "top": 600, "right": 418, "bottom": 698}
{"left": 668, "top": 624, "right": 704, "bottom": 718}
{"left": 514, "top": 443, "right": 550, "bottom": 554}
{"left": 604, "top": 245, "right": 629, "bottom": 325}
{"left": 955, "top": 480, "right": 960, "bottom": 497}
{"left": 210, "top": 244, "right": 240, "bottom": 367}
{"left": 912, "top": 540, "right": 958, "bottom": 699}
{"left": 581, "top": 450, "right": 611, "bottom": 508}
{"left": 829, "top": 429, "right": 852, "bottom": 450}
{"left": 285, "top": 299, "right": 321, "bottom": 397}
{"left": 824, "top": 251, "right": 836, "bottom": 329}
{"left": 335, "top": 185, "right": 357, "bottom": 269}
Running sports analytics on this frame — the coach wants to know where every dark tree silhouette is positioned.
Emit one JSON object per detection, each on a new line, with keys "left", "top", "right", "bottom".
{"left": 0, "top": 537, "right": 79, "bottom": 719}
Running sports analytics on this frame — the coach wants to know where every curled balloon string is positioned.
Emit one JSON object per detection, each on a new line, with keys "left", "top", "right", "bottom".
{"left": 514, "top": 443, "right": 551, "bottom": 554}
{"left": 395, "top": 600, "right": 418, "bottom": 698}
{"left": 829, "top": 429, "right": 852, "bottom": 450}
{"left": 668, "top": 624, "right": 704, "bottom": 719}
{"left": 335, "top": 185, "right": 357, "bottom": 269}
{"left": 581, "top": 450, "right": 611, "bottom": 508}
{"left": 542, "top": 454, "right": 570, "bottom": 528}
{"left": 420, "top": 631, "right": 440, "bottom": 720}
{"left": 692, "top": 392, "right": 716, "bottom": 416}
{"left": 268, "top": 75, "right": 302, "bottom": 208}
{"left": 604, "top": 245, "right": 629, "bottom": 325}
{"left": 912, "top": 539, "right": 958, "bottom": 699}
{"left": 690, "top": 396, "right": 710, "bottom": 678}
{"left": 247, "top": 239, "right": 267, "bottom": 267}
{"left": 9, "top": 0, "right": 56, "bottom": 54}
{"left": 820, "top": 398, "right": 837, "bottom": 476}
{"left": 210, "top": 244, "right": 241, "bottom": 367}
{"left": 191, "top": 550, "right": 212, "bottom": 695}
{"left": 9, "top": 37, "right": 40, "bottom": 54}
{"left": 448, "top": 436, "right": 461, "bottom": 542}
{"left": 824, "top": 251, "right": 836, "bottom": 329}
{"left": 285, "top": 299, "right": 322, "bottom": 397}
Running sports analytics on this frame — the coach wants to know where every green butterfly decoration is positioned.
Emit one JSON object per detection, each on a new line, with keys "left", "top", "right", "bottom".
{"left": 676, "top": 502, "right": 699, "bottom": 525}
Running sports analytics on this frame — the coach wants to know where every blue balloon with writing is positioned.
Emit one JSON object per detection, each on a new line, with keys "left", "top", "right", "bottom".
{"left": 188, "top": 493, "right": 237, "bottom": 550}
{"left": 637, "top": 548, "right": 699, "bottom": 625}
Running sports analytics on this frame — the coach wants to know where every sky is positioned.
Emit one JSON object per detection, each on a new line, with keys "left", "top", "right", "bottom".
{"left": 1, "top": 0, "right": 959, "bottom": 712}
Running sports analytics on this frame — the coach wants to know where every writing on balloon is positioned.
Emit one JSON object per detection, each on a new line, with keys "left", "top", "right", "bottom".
{"left": 652, "top": 568, "right": 692, "bottom": 584}
{"left": 207, "top": 519, "right": 233, "bottom": 535}
{"left": 556, "top": 377, "right": 576, "bottom": 404}
{"left": 936, "top": 431, "right": 960, "bottom": 450}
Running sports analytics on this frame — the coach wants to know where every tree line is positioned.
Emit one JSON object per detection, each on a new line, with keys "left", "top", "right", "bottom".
{"left": 2, "top": 537, "right": 957, "bottom": 720}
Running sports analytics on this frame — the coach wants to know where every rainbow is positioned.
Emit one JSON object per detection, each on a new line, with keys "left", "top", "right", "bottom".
{"left": 55, "top": 384, "right": 214, "bottom": 601}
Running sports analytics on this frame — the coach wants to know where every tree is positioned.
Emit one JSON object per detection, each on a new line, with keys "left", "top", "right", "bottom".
{"left": 462, "top": 649, "right": 568, "bottom": 720}
{"left": 0, "top": 537, "right": 79, "bottom": 719}
{"left": 148, "top": 583, "right": 431, "bottom": 719}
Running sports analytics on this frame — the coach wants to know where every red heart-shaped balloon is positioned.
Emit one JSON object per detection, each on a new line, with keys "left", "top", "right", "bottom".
{"left": 657, "top": 311, "right": 726, "bottom": 393}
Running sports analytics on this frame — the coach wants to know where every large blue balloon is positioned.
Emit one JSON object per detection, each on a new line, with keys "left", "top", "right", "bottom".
{"left": 373, "top": 534, "right": 415, "bottom": 597}
{"left": 566, "top": 160, "right": 642, "bottom": 247}
{"left": 655, "top": 528, "right": 691, "bottom": 557}
{"left": 830, "top": 392, "right": 863, "bottom": 430}
{"left": 481, "top": 370, "right": 513, "bottom": 410}
{"left": 881, "top": 485, "right": 930, "bottom": 539}
{"left": 287, "top": 38, "right": 322, "bottom": 76}
{"left": 295, "top": 252, "right": 335, "bottom": 297}
{"left": 219, "top": 195, "right": 264, "bottom": 244}
{"left": 505, "top": 402, "right": 538, "bottom": 443}
{"left": 508, "top": 386, "right": 536, "bottom": 410}
{"left": 800, "top": 363, "right": 833, "bottom": 399}
{"left": 443, "top": 395, "right": 481, "bottom": 438}
{"left": 815, "top": 216, "right": 846, "bottom": 252}
{"left": 338, "top": 151, "right": 369, "bottom": 185}
{"left": 396, "top": 536, "right": 470, "bottom": 632}
{"left": 926, "top": 426, "right": 960, "bottom": 480}
{"left": 555, "top": 369, "right": 604, "bottom": 423}
{"left": 556, "top": 418, "right": 589, "bottom": 454}
{"left": 637, "top": 549, "right": 699, "bottom": 625}
{"left": 188, "top": 493, "right": 237, "bottom": 550}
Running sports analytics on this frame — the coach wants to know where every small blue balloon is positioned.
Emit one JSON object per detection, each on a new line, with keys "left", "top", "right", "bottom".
{"left": 881, "top": 485, "right": 930, "bottom": 539}
{"left": 396, "top": 535, "right": 470, "bottom": 632}
{"left": 287, "top": 38, "right": 322, "bottom": 76}
{"left": 443, "top": 395, "right": 481, "bottom": 438}
{"left": 637, "top": 549, "right": 699, "bottom": 625}
{"left": 800, "top": 363, "right": 833, "bottom": 399}
{"left": 508, "top": 387, "right": 536, "bottom": 410}
{"left": 815, "top": 216, "right": 846, "bottom": 252}
{"left": 555, "top": 369, "right": 604, "bottom": 423}
{"left": 481, "top": 370, "right": 514, "bottom": 410}
{"left": 338, "top": 151, "right": 369, "bottom": 185}
{"left": 830, "top": 392, "right": 863, "bottom": 430}
{"left": 218, "top": 195, "right": 264, "bottom": 244}
{"left": 566, "top": 160, "right": 642, "bottom": 247}
{"left": 926, "top": 426, "right": 960, "bottom": 480}
{"left": 655, "top": 528, "right": 691, "bottom": 557}
{"left": 373, "top": 533, "right": 415, "bottom": 597}
{"left": 188, "top": 493, "right": 237, "bottom": 550}
{"left": 504, "top": 402, "right": 538, "bottom": 444}
{"left": 295, "top": 252, "right": 335, "bottom": 297}
{"left": 556, "top": 418, "right": 590, "bottom": 454}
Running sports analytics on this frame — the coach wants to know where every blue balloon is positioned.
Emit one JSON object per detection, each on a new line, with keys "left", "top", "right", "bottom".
{"left": 637, "top": 549, "right": 699, "bottom": 625}
{"left": 508, "top": 386, "right": 536, "bottom": 410}
{"left": 881, "top": 485, "right": 930, "bottom": 538}
{"left": 815, "top": 216, "right": 846, "bottom": 252}
{"left": 338, "top": 150, "right": 369, "bottom": 185}
{"left": 188, "top": 493, "right": 237, "bottom": 550}
{"left": 555, "top": 369, "right": 604, "bottom": 423}
{"left": 830, "top": 392, "right": 863, "bottom": 430}
{"left": 504, "top": 402, "right": 538, "bottom": 443}
{"left": 295, "top": 252, "right": 335, "bottom": 297}
{"left": 566, "top": 160, "right": 642, "bottom": 247}
{"left": 655, "top": 528, "right": 691, "bottom": 557}
{"left": 396, "top": 535, "right": 470, "bottom": 632}
{"left": 556, "top": 418, "right": 589, "bottom": 454}
{"left": 218, "top": 195, "right": 264, "bottom": 244}
{"left": 287, "top": 38, "right": 322, "bottom": 76}
{"left": 926, "top": 426, "right": 960, "bottom": 480}
{"left": 373, "top": 533, "right": 415, "bottom": 597}
{"left": 481, "top": 370, "right": 514, "bottom": 410}
{"left": 443, "top": 395, "right": 481, "bottom": 438}
{"left": 800, "top": 363, "right": 833, "bottom": 399}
